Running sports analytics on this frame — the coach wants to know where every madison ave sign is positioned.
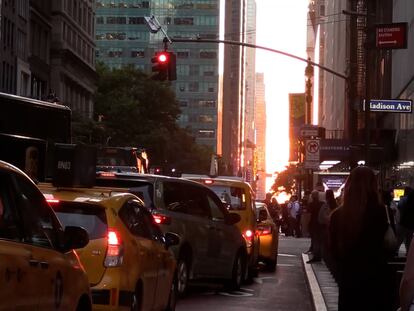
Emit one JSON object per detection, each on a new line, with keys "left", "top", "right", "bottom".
{"left": 364, "top": 99, "right": 413, "bottom": 113}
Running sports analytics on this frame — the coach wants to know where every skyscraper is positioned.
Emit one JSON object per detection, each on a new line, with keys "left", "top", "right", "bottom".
{"left": 95, "top": 0, "right": 220, "bottom": 151}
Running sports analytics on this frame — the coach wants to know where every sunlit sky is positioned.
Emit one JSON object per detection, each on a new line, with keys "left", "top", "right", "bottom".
{"left": 256, "top": 0, "right": 308, "bottom": 174}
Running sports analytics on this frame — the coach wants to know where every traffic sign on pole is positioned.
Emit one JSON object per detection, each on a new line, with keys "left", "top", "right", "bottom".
{"left": 304, "top": 139, "right": 320, "bottom": 169}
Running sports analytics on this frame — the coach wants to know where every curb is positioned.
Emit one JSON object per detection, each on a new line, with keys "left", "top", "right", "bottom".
{"left": 302, "top": 253, "right": 328, "bottom": 311}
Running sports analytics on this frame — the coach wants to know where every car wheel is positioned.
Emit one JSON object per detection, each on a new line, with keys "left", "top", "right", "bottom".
{"left": 164, "top": 274, "right": 177, "bottom": 311}
{"left": 265, "top": 256, "right": 277, "bottom": 272}
{"left": 131, "top": 286, "right": 142, "bottom": 311}
{"left": 226, "top": 253, "right": 243, "bottom": 290}
{"left": 176, "top": 258, "right": 189, "bottom": 297}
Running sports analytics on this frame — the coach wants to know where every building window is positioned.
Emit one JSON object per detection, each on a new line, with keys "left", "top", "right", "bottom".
{"left": 129, "top": 17, "right": 145, "bottom": 24}
{"left": 174, "top": 18, "right": 194, "bottom": 25}
{"left": 189, "top": 82, "right": 199, "bottom": 92}
{"left": 200, "top": 50, "right": 217, "bottom": 59}
{"left": 177, "top": 51, "right": 190, "bottom": 59}
{"left": 199, "top": 115, "right": 214, "bottom": 123}
{"left": 179, "top": 100, "right": 188, "bottom": 107}
{"left": 199, "top": 100, "right": 216, "bottom": 108}
{"left": 131, "top": 49, "right": 145, "bottom": 57}
{"left": 96, "top": 16, "right": 104, "bottom": 24}
{"left": 198, "top": 130, "right": 215, "bottom": 138}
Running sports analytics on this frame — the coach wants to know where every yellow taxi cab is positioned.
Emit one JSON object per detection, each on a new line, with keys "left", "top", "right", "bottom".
{"left": 255, "top": 202, "right": 279, "bottom": 271}
{"left": 39, "top": 183, "right": 179, "bottom": 311}
{"left": 0, "top": 160, "right": 92, "bottom": 311}
{"left": 181, "top": 174, "right": 260, "bottom": 281}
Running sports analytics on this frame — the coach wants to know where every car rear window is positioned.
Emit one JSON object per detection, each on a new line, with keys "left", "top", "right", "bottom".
{"left": 208, "top": 185, "right": 246, "bottom": 210}
{"left": 51, "top": 202, "right": 108, "bottom": 240}
{"left": 97, "top": 148, "right": 136, "bottom": 166}
{"left": 95, "top": 178, "right": 154, "bottom": 208}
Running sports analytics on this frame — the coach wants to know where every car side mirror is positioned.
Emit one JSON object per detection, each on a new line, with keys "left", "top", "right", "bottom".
{"left": 225, "top": 212, "right": 240, "bottom": 225}
{"left": 63, "top": 226, "right": 89, "bottom": 252}
{"left": 258, "top": 210, "right": 267, "bottom": 222}
{"left": 164, "top": 232, "right": 180, "bottom": 249}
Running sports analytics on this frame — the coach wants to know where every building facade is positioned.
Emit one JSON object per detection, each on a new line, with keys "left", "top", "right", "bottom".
{"left": 0, "top": 0, "right": 96, "bottom": 118}
{"left": 222, "top": 0, "right": 257, "bottom": 176}
{"left": 255, "top": 72, "right": 266, "bottom": 199}
{"left": 95, "top": 0, "right": 220, "bottom": 151}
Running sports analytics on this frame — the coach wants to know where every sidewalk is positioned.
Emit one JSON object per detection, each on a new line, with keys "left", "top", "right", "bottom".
{"left": 302, "top": 253, "right": 338, "bottom": 311}
{"left": 302, "top": 245, "right": 407, "bottom": 311}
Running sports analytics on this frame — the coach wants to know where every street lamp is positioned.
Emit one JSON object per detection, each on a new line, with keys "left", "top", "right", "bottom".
{"left": 304, "top": 57, "right": 314, "bottom": 125}
{"left": 303, "top": 58, "right": 314, "bottom": 192}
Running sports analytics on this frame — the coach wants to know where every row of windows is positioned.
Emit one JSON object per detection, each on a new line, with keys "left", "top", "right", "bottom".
{"left": 179, "top": 114, "right": 216, "bottom": 123}
{"left": 94, "top": 46, "right": 217, "bottom": 60}
{"left": 63, "top": 22, "right": 95, "bottom": 65}
{"left": 96, "top": 0, "right": 217, "bottom": 10}
{"left": 97, "top": 1, "right": 150, "bottom": 9}
{"left": 177, "top": 82, "right": 217, "bottom": 93}
{"left": 95, "top": 31, "right": 149, "bottom": 41}
{"left": 63, "top": 0, "right": 95, "bottom": 36}
{"left": 95, "top": 31, "right": 216, "bottom": 41}
{"left": 2, "top": 17, "right": 15, "bottom": 50}
{"left": 179, "top": 100, "right": 216, "bottom": 108}
{"left": 96, "top": 16, "right": 217, "bottom": 26}
{"left": 177, "top": 65, "right": 216, "bottom": 77}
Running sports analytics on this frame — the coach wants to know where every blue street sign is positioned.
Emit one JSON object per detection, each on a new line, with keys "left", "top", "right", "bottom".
{"left": 364, "top": 99, "right": 412, "bottom": 113}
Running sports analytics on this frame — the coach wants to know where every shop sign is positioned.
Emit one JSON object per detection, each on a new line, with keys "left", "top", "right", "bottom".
{"left": 376, "top": 23, "right": 408, "bottom": 49}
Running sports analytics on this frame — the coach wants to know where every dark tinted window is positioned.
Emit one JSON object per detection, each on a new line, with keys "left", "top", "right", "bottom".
{"left": 51, "top": 202, "right": 107, "bottom": 240}
{"left": 208, "top": 185, "right": 246, "bottom": 210}
{"left": 96, "top": 148, "right": 136, "bottom": 166}
{"left": 13, "top": 174, "right": 58, "bottom": 248}
{"left": 119, "top": 200, "right": 151, "bottom": 239}
{"left": 163, "top": 182, "right": 210, "bottom": 218}
{"left": 95, "top": 178, "right": 154, "bottom": 208}
{"left": 0, "top": 172, "right": 22, "bottom": 241}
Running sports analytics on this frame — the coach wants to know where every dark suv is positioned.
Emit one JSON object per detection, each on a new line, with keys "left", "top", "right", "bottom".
{"left": 95, "top": 172, "right": 247, "bottom": 296}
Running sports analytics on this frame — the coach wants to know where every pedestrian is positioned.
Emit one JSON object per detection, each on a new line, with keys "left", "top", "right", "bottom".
{"left": 399, "top": 238, "right": 414, "bottom": 311}
{"left": 307, "top": 190, "right": 324, "bottom": 263}
{"left": 397, "top": 187, "right": 414, "bottom": 254}
{"left": 287, "top": 195, "right": 301, "bottom": 237}
{"left": 319, "top": 189, "right": 337, "bottom": 271}
{"left": 268, "top": 197, "right": 280, "bottom": 225}
{"left": 301, "top": 190, "right": 312, "bottom": 239}
{"left": 329, "top": 166, "right": 394, "bottom": 311}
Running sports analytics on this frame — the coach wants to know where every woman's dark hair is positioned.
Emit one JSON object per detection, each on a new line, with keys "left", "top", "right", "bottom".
{"left": 326, "top": 189, "right": 337, "bottom": 210}
{"left": 340, "top": 166, "right": 380, "bottom": 244}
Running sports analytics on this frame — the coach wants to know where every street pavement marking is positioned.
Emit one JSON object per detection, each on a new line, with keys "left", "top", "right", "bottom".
{"left": 302, "top": 253, "right": 328, "bottom": 311}
{"left": 278, "top": 253, "right": 297, "bottom": 257}
{"left": 277, "top": 263, "right": 295, "bottom": 267}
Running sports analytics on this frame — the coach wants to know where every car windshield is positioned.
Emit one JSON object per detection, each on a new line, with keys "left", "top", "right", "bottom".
{"left": 95, "top": 178, "right": 154, "bottom": 208}
{"left": 51, "top": 202, "right": 108, "bottom": 240}
{"left": 208, "top": 185, "right": 246, "bottom": 210}
{"left": 97, "top": 148, "right": 136, "bottom": 166}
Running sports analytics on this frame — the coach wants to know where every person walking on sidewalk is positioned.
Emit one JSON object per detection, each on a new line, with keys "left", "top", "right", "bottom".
{"left": 307, "top": 190, "right": 324, "bottom": 263}
{"left": 329, "top": 166, "right": 394, "bottom": 311}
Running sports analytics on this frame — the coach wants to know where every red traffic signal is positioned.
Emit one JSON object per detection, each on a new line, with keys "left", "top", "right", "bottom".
{"left": 151, "top": 51, "right": 176, "bottom": 81}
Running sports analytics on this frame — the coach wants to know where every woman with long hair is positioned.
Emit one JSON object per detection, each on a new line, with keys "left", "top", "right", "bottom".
{"left": 329, "top": 166, "right": 394, "bottom": 311}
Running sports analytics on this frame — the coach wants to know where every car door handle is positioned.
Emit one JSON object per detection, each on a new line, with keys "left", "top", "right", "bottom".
{"left": 39, "top": 261, "right": 49, "bottom": 269}
{"left": 29, "top": 259, "right": 39, "bottom": 267}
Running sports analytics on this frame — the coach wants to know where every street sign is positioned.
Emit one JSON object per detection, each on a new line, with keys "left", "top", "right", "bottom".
{"left": 364, "top": 99, "right": 412, "bottom": 113}
{"left": 376, "top": 23, "right": 408, "bottom": 49}
{"left": 304, "top": 139, "right": 320, "bottom": 169}
{"left": 300, "top": 125, "right": 319, "bottom": 138}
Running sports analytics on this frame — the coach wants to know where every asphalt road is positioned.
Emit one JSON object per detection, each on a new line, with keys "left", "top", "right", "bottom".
{"left": 176, "top": 236, "right": 314, "bottom": 311}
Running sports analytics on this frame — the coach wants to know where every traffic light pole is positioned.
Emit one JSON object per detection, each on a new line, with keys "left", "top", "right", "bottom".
{"left": 171, "top": 38, "right": 348, "bottom": 80}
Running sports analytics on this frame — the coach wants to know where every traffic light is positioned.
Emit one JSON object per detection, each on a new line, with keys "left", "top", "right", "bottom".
{"left": 151, "top": 52, "right": 169, "bottom": 81}
{"left": 151, "top": 51, "right": 177, "bottom": 81}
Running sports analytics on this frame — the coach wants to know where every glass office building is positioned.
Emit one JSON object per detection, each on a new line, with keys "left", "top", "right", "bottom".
{"left": 95, "top": 0, "right": 220, "bottom": 151}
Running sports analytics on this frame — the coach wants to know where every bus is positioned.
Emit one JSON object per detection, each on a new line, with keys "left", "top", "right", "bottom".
{"left": 0, "top": 92, "right": 72, "bottom": 181}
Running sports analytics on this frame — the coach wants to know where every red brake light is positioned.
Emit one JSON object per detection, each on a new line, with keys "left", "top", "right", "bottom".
{"left": 108, "top": 230, "right": 120, "bottom": 245}
{"left": 105, "top": 230, "right": 123, "bottom": 267}
{"left": 100, "top": 172, "right": 116, "bottom": 177}
{"left": 243, "top": 229, "right": 254, "bottom": 248}
{"left": 204, "top": 180, "right": 214, "bottom": 185}
{"left": 244, "top": 229, "right": 253, "bottom": 238}
{"left": 153, "top": 214, "right": 171, "bottom": 225}
{"left": 257, "top": 225, "right": 272, "bottom": 236}
{"left": 46, "top": 199, "right": 60, "bottom": 204}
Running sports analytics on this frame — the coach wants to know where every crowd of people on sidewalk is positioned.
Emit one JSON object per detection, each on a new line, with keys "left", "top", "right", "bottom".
{"left": 268, "top": 166, "right": 414, "bottom": 311}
